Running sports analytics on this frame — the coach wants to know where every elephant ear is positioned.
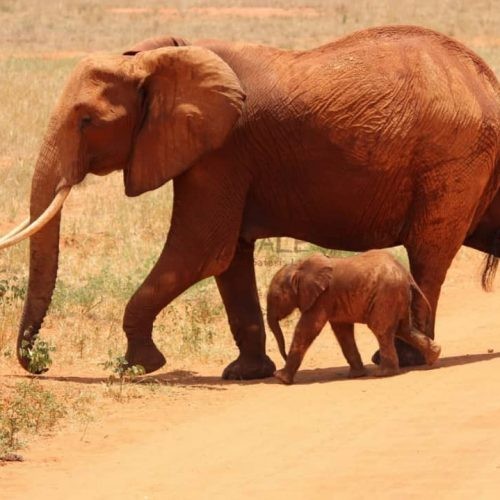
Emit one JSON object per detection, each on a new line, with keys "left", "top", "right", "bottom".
{"left": 125, "top": 46, "right": 245, "bottom": 197}
{"left": 292, "top": 261, "right": 333, "bottom": 312}
{"left": 122, "top": 35, "right": 188, "bottom": 55}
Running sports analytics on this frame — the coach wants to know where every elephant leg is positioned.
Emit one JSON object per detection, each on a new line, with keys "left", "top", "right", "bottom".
{"left": 396, "top": 326, "right": 441, "bottom": 366}
{"left": 275, "top": 309, "right": 328, "bottom": 385}
{"left": 386, "top": 245, "right": 458, "bottom": 367}
{"left": 330, "top": 322, "right": 366, "bottom": 378}
{"left": 372, "top": 248, "right": 450, "bottom": 367}
{"left": 123, "top": 243, "right": 214, "bottom": 373}
{"left": 372, "top": 324, "right": 400, "bottom": 377}
{"left": 373, "top": 183, "right": 482, "bottom": 366}
{"left": 123, "top": 169, "right": 249, "bottom": 373}
{"left": 216, "top": 239, "right": 276, "bottom": 380}
{"left": 122, "top": 157, "right": 258, "bottom": 374}
{"left": 372, "top": 251, "right": 454, "bottom": 367}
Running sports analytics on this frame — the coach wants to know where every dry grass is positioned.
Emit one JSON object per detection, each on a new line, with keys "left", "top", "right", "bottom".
{"left": 0, "top": 1, "right": 498, "bottom": 55}
{"left": 0, "top": 0, "right": 498, "bottom": 451}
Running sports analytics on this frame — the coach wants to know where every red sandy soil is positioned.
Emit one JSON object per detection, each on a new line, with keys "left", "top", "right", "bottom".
{"left": 1, "top": 248, "right": 500, "bottom": 498}
{"left": 0, "top": 156, "right": 12, "bottom": 169}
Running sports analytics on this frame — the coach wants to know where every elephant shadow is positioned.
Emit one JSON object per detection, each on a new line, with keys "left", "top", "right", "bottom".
{"left": 11, "top": 351, "right": 500, "bottom": 387}
{"left": 290, "top": 351, "right": 500, "bottom": 385}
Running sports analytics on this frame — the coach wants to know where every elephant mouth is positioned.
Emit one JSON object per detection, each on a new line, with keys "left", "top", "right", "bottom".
{"left": 88, "top": 162, "right": 121, "bottom": 176}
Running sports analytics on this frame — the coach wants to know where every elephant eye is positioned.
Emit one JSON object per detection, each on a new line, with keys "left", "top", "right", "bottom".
{"left": 79, "top": 115, "right": 92, "bottom": 130}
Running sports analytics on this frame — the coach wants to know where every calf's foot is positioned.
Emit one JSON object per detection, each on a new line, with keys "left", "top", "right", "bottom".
{"left": 274, "top": 368, "right": 294, "bottom": 385}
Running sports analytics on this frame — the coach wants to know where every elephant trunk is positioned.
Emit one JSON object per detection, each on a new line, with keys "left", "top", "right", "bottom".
{"left": 17, "top": 136, "right": 65, "bottom": 373}
{"left": 267, "top": 314, "right": 288, "bottom": 362}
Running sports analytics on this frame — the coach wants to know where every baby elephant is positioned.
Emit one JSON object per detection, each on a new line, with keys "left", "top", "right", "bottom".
{"left": 267, "top": 250, "right": 441, "bottom": 384}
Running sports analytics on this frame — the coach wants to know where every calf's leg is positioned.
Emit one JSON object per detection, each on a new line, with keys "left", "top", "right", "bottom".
{"left": 275, "top": 309, "right": 328, "bottom": 385}
{"left": 330, "top": 322, "right": 366, "bottom": 378}
{"left": 371, "top": 324, "right": 400, "bottom": 377}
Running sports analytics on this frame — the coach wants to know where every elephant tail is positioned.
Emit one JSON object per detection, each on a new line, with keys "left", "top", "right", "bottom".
{"left": 267, "top": 315, "right": 288, "bottom": 362}
{"left": 481, "top": 243, "right": 499, "bottom": 291}
{"left": 481, "top": 154, "right": 500, "bottom": 291}
{"left": 409, "top": 279, "right": 432, "bottom": 337}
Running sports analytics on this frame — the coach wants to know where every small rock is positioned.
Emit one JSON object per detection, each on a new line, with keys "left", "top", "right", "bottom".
{"left": 488, "top": 348, "right": 494, "bottom": 354}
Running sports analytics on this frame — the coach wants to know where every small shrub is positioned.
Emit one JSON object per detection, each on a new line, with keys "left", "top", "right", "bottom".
{"left": 0, "top": 380, "right": 66, "bottom": 456}
{"left": 100, "top": 351, "right": 145, "bottom": 401}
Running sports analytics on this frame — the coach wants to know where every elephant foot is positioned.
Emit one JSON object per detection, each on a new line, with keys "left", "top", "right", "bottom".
{"left": 274, "top": 368, "right": 294, "bottom": 385}
{"left": 125, "top": 337, "right": 166, "bottom": 374}
{"left": 371, "top": 338, "right": 426, "bottom": 367}
{"left": 348, "top": 366, "right": 367, "bottom": 379}
{"left": 222, "top": 354, "right": 276, "bottom": 380}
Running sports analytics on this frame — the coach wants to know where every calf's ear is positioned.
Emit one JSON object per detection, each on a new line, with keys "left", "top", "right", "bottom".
{"left": 293, "top": 266, "right": 333, "bottom": 312}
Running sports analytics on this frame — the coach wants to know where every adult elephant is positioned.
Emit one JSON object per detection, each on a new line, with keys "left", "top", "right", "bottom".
{"left": 1, "top": 26, "right": 499, "bottom": 378}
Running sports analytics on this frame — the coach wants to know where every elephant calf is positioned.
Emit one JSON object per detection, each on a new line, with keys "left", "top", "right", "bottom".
{"left": 266, "top": 250, "right": 441, "bottom": 384}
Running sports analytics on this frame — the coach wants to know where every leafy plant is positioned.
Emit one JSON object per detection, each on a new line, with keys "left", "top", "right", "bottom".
{"left": 19, "top": 336, "right": 56, "bottom": 374}
{"left": 100, "top": 351, "right": 145, "bottom": 401}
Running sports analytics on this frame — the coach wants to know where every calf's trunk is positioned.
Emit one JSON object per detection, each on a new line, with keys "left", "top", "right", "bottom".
{"left": 267, "top": 315, "right": 288, "bottom": 362}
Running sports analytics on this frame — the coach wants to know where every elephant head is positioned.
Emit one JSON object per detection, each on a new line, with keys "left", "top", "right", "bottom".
{"left": 266, "top": 255, "right": 333, "bottom": 361}
{"left": 0, "top": 45, "right": 245, "bottom": 372}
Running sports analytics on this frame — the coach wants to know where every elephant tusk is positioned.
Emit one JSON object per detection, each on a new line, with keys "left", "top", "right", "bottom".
{"left": 0, "top": 187, "right": 71, "bottom": 250}
{"left": 0, "top": 217, "right": 30, "bottom": 243}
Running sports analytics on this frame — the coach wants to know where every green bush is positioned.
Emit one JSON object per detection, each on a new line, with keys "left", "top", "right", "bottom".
{"left": 0, "top": 380, "right": 66, "bottom": 456}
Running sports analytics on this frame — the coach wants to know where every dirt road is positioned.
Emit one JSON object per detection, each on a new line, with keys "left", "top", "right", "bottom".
{"left": 2, "top": 251, "right": 500, "bottom": 499}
